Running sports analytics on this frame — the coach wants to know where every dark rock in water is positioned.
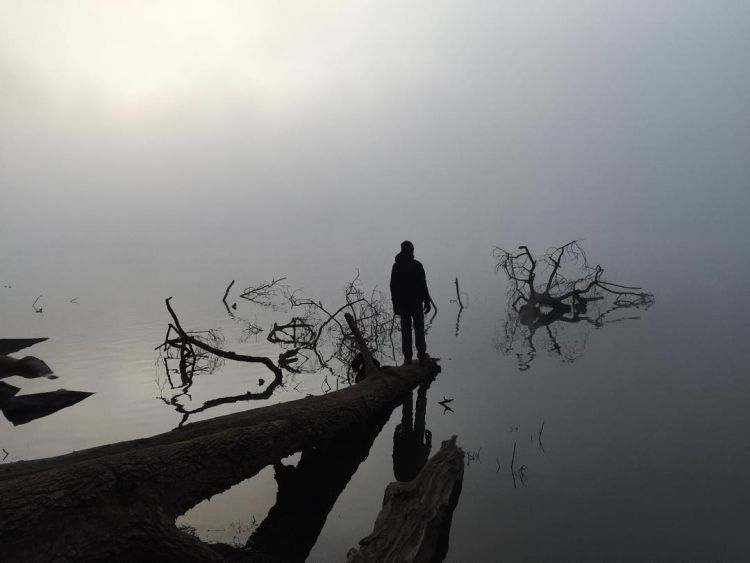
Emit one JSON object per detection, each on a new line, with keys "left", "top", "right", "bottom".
{"left": 0, "top": 381, "right": 20, "bottom": 401}
{"left": 0, "top": 342, "right": 88, "bottom": 425}
{"left": 0, "top": 355, "right": 55, "bottom": 379}
{"left": 0, "top": 389, "right": 94, "bottom": 426}
{"left": 15, "top": 356, "right": 54, "bottom": 377}
{"left": 0, "top": 338, "right": 48, "bottom": 356}
{"left": 16, "top": 356, "right": 52, "bottom": 377}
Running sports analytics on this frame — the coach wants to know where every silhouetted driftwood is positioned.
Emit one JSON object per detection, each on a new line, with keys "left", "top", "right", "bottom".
{"left": 347, "top": 435, "right": 464, "bottom": 563}
{"left": 0, "top": 352, "right": 439, "bottom": 562}
{"left": 494, "top": 241, "right": 653, "bottom": 315}
{"left": 271, "top": 272, "right": 399, "bottom": 382}
{"left": 165, "top": 297, "right": 283, "bottom": 379}
{"left": 494, "top": 241, "right": 654, "bottom": 369}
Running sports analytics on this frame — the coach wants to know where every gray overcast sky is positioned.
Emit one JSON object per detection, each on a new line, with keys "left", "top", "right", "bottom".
{"left": 1, "top": 1, "right": 749, "bottom": 293}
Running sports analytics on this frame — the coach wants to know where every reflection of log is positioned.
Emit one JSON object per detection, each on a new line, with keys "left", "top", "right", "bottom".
{"left": 245, "top": 410, "right": 390, "bottom": 561}
{"left": 0, "top": 361, "right": 439, "bottom": 562}
{"left": 348, "top": 436, "right": 464, "bottom": 563}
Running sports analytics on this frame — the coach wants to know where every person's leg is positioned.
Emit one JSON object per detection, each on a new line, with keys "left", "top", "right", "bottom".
{"left": 400, "top": 313, "right": 413, "bottom": 363}
{"left": 414, "top": 309, "right": 426, "bottom": 361}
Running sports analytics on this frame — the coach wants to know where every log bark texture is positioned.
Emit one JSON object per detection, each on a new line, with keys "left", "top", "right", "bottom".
{"left": 347, "top": 435, "right": 465, "bottom": 563}
{"left": 0, "top": 362, "right": 438, "bottom": 562}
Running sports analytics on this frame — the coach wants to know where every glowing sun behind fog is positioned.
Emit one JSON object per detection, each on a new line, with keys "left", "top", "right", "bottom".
{"left": 0, "top": 1, "right": 357, "bottom": 114}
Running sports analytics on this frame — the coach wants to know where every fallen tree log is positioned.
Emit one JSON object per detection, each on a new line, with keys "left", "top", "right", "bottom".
{"left": 0, "top": 360, "right": 439, "bottom": 562}
{"left": 347, "top": 435, "right": 465, "bottom": 563}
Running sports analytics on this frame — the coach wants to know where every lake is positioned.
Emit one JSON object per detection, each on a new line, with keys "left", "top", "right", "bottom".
{"left": 2, "top": 2, "right": 749, "bottom": 560}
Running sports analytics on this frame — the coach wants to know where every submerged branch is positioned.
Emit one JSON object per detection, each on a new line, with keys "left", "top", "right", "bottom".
{"left": 165, "top": 297, "right": 282, "bottom": 379}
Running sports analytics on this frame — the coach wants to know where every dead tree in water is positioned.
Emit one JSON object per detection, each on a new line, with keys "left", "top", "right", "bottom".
{"left": 494, "top": 241, "right": 654, "bottom": 369}
{"left": 494, "top": 241, "right": 653, "bottom": 316}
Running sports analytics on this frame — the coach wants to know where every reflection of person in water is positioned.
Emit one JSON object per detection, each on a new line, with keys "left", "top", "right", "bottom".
{"left": 393, "top": 383, "right": 432, "bottom": 482}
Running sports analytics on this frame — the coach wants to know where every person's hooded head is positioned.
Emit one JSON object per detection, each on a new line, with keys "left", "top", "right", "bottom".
{"left": 400, "top": 240, "right": 414, "bottom": 258}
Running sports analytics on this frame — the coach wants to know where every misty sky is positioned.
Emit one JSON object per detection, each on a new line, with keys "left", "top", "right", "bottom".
{"left": 1, "top": 1, "right": 749, "bottom": 294}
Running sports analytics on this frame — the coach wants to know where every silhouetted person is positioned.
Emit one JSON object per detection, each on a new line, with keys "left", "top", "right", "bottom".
{"left": 390, "top": 240, "right": 431, "bottom": 365}
{"left": 393, "top": 383, "right": 432, "bottom": 481}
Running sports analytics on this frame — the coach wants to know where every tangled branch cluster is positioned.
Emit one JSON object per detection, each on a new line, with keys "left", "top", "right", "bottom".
{"left": 493, "top": 240, "right": 654, "bottom": 370}
{"left": 156, "top": 272, "right": 399, "bottom": 423}
{"left": 270, "top": 272, "right": 398, "bottom": 381}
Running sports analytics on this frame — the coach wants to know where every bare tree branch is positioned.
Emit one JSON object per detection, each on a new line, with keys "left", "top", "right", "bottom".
{"left": 494, "top": 241, "right": 654, "bottom": 370}
{"left": 240, "top": 277, "right": 288, "bottom": 307}
{"left": 165, "top": 297, "right": 282, "bottom": 379}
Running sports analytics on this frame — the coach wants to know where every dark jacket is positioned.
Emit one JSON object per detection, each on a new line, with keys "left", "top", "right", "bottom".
{"left": 390, "top": 252, "right": 431, "bottom": 314}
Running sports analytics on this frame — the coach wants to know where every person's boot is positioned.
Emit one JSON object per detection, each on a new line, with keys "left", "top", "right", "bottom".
{"left": 418, "top": 353, "right": 429, "bottom": 367}
{"left": 403, "top": 357, "right": 413, "bottom": 366}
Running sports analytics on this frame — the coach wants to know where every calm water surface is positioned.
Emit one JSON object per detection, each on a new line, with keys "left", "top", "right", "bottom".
{"left": 2, "top": 237, "right": 748, "bottom": 561}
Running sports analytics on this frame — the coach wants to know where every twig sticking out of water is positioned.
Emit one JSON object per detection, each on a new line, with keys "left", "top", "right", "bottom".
{"left": 517, "top": 464, "right": 528, "bottom": 487}
{"left": 466, "top": 447, "right": 482, "bottom": 467}
{"left": 69, "top": 298, "right": 78, "bottom": 304}
{"left": 32, "top": 295, "right": 43, "bottom": 313}
{"left": 451, "top": 277, "right": 464, "bottom": 309}
{"left": 438, "top": 396, "right": 454, "bottom": 414}
{"left": 495, "top": 458, "right": 501, "bottom": 473}
{"left": 2, "top": 448, "right": 8, "bottom": 461}
{"left": 222, "top": 280, "right": 237, "bottom": 314}
{"left": 450, "top": 277, "right": 465, "bottom": 337}
{"left": 538, "top": 420, "right": 546, "bottom": 453}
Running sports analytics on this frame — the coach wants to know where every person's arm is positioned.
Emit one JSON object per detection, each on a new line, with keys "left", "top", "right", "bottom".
{"left": 390, "top": 264, "right": 401, "bottom": 315}
{"left": 419, "top": 263, "right": 431, "bottom": 313}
